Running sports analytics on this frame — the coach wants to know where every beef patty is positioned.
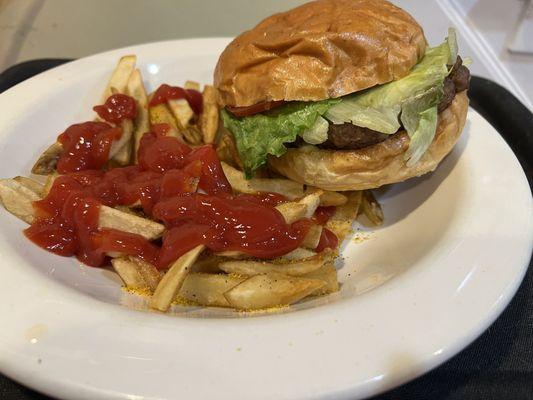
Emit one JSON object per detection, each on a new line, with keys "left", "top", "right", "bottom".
{"left": 321, "top": 57, "right": 470, "bottom": 150}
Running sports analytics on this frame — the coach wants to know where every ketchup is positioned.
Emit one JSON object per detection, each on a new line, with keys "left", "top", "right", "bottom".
{"left": 56, "top": 121, "right": 122, "bottom": 173}
{"left": 149, "top": 84, "right": 203, "bottom": 114}
{"left": 314, "top": 206, "right": 336, "bottom": 225}
{"left": 316, "top": 228, "right": 338, "bottom": 252}
{"left": 93, "top": 94, "right": 137, "bottom": 124}
{"left": 25, "top": 118, "right": 337, "bottom": 269}
{"left": 237, "top": 192, "right": 287, "bottom": 207}
{"left": 92, "top": 228, "right": 159, "bottom": 265}
{"left": 153, "top": 194, "right": 311, "bottom": 264}
{"left": 25, "top": 176, "right": 105, "bottom": 266}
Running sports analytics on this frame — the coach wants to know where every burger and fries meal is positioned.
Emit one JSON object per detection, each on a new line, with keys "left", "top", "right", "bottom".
{"left": 0, "top": 0, "right": 469, "bottom": 313}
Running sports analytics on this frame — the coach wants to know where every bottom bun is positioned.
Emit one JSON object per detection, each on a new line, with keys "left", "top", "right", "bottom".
{"left": 268, "top": 91, "right": 469, "bottom": 191}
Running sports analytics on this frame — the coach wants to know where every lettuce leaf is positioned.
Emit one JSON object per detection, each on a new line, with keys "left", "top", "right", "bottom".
{"left": 324, "top": 100, "right": 401, "bottom": 134}
{"left": 221, "top": 100, "right": 338, "bottom": 177}
{"left": 325, "top": 31, "right": 459, "bottom": 164}
{"left": 400, "top": 86, "right": 442, "bottom": 165}
{"left": 301, "top": 116, "right": 330, "bottom": 145}
{"left": 447, "top": 27, "right": 458, "bottom": 65}
{"left": 404, "top": 106, "right": 439, "bottom": 166}
{"left": 325, "top": 39, "right": 451, "bottom": 133}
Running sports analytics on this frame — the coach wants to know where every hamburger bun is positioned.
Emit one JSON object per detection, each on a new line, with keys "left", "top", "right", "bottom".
{"left": 214, "top": 0, "right": 427, "bottom": 107}
{"left": 267, "top": 91, "right": 468, "bottom": 191}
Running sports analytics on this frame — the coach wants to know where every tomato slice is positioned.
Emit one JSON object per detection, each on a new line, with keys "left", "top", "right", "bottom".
{"left": 226, "top": 100, "right": 286, "bottom": 117}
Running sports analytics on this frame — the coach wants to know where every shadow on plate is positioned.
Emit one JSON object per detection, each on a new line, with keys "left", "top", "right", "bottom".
{"left": 375, "top": 120, "right": 470, "bottom": 228}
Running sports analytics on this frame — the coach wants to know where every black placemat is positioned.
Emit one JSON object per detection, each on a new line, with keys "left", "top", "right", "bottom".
{"left": 0, "top": 61, "right": 532, "bottom": 400}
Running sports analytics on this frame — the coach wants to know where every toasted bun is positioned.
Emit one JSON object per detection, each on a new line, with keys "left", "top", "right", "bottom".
{"left": 214, "top": 0, "right": 426, "bottom": 107}
{"left": 268, "top": 91, "right": 469, "bottom": 191}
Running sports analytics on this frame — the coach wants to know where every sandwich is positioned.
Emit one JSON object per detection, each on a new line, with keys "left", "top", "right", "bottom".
{"left": 214, "top": 0, "right": 470, "bottom": 190}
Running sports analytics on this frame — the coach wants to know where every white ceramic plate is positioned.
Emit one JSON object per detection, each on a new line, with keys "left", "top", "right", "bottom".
{"left": 0, "top": 39, "right": 531, "bottom": 400}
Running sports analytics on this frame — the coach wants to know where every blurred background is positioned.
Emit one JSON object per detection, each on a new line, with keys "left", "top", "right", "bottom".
{"left": 0, "top": 0, "right": 532, "bottom": 109}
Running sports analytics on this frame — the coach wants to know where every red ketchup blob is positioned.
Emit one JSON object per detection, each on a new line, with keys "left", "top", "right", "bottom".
{"left": 237, "top": 192, "right": 287, "bottom": 207}
{"left": 153, "top": 194, "right": 312, "bottom": 265}
{"left": 25, "top": 119, "right": 337, "bottom": 270}
{"left": 91, "top": 228, "right": 159, "bottom": 265}
{"left": 149, "top": 84, "right": 203, "bottom": 114}
{"left": 25, "top": 175, "right": 105, "bottom": 266}
{"left": 93, "top": 94, "right": 137, "bottom": 124}
{"left": 316, "top": 228, "right": 339, "bottom": 252}
{"left": 56, "top": 122, "right": 122, "bottom": 173}
{"left": 314, "top": 206, "right": 336, "bottom": 225}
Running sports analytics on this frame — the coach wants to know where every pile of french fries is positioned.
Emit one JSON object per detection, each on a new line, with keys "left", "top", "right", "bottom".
{"left": 0, "top": 56, "right": 384, "bottom": 313}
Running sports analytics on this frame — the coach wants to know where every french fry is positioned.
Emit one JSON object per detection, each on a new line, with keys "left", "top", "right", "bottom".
{"left": 199, "top": 85, "right": 218, "bottom": 144}
{"left": 109, "top": 119, "right": 133, "bottom": 165}
{"left": 150, "top": 245, "right": 204, "bottom": 311}
{"left": 0, "top": 179, "right": 39, "bottom": 224}
{"left": 303, "top": 262, "right": 339, "bottom": 295}
{"left": 216, "top": 132, "right": 242, "bottom": 169}
{"left": 326, "top": 191, "right": 362, "bottom": 241}
{"left": 149, "top": 103, "right": 183, "bottom": 140}
{"left": 275, "top": 191, "right": 322, "bottom": 224}
{"left": 218, "top": 251, "right": 331, "bottom": 277}
{"left": 177, "top": 273, "right": 245, "bottom": 307}
{"left": 221, "top": 162, "right": 345, "bottom": 207}
{"left": 301, "top": 224, "right": 323, "bottom": 249}
{"left": 0, "top": 178, "right": 164, "bottom": 241}
{"left": 31, "top": 142, "right": 63, "bottom": 175}
{"left": 282, "top": 248, "right": 316, "bottom": 260}
{"left": 184, "top": 80, "right": 200, "bottom": 91}
{"left": 113, "top": 205, "right": 143, "bottom": 216}
{"left": 168, "top": 98, "right": 194, "bottom": 128}
{"left": 224, "top": 272, "right": 326, "bottom": 310}
{"left": 99, "top": 206, "right": 164, "bottom": 240}
{"left": 181, "top": 124, "right": 203, "bottom": 145}
{"left": 112, "top": 257, "right": 145, "bottom": 288}
{"left": 106, "top": 251, "right": 124, "bottom": 259}
{"left": 101, "top": 55, "right": 136, "bottom": 101}
{"left": 112, "top": 256, "right": 161, "bottom": 291}
{"left": 110, "top": 141, "right": 132, "bottom": 166}
{"left": 167, "top": 90, "right": 203, "bottom": 145}
{"left": 360, "top": 190, "right": 384, "bottom": 226}
{"left": 216, "top": 250, "right": 251, "bottom": 259}
{"left": 275, "top": 203, "right": 306, "bottom": 224}
{"left": 13, "top": 176, "right": 43, "bottom": 196}
{"left": 42, "top": 172, "right": 59, "bottom": 197}
{"left": 126, "top": 69, "right": 150, "bottom": 162}
{"left": 222, "top": 162, "right": 305, "bottom": 200}
{"left": 130, "top": 257, "right": 161, "bottom": 290}
{"left": 308, "top": 189, "right": 347, "bottom": 207}
{"left": 192, "top": 253, "right": 224, "bottom": 273}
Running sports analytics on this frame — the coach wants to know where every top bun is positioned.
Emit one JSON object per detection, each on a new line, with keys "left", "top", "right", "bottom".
{"left": 214, "top": 0, "right": 427, "bottom": 107}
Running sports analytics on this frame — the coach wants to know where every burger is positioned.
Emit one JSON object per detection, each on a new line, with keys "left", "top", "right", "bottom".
{"left": 214, "top": 0, "right": 470, "bottom": 190}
